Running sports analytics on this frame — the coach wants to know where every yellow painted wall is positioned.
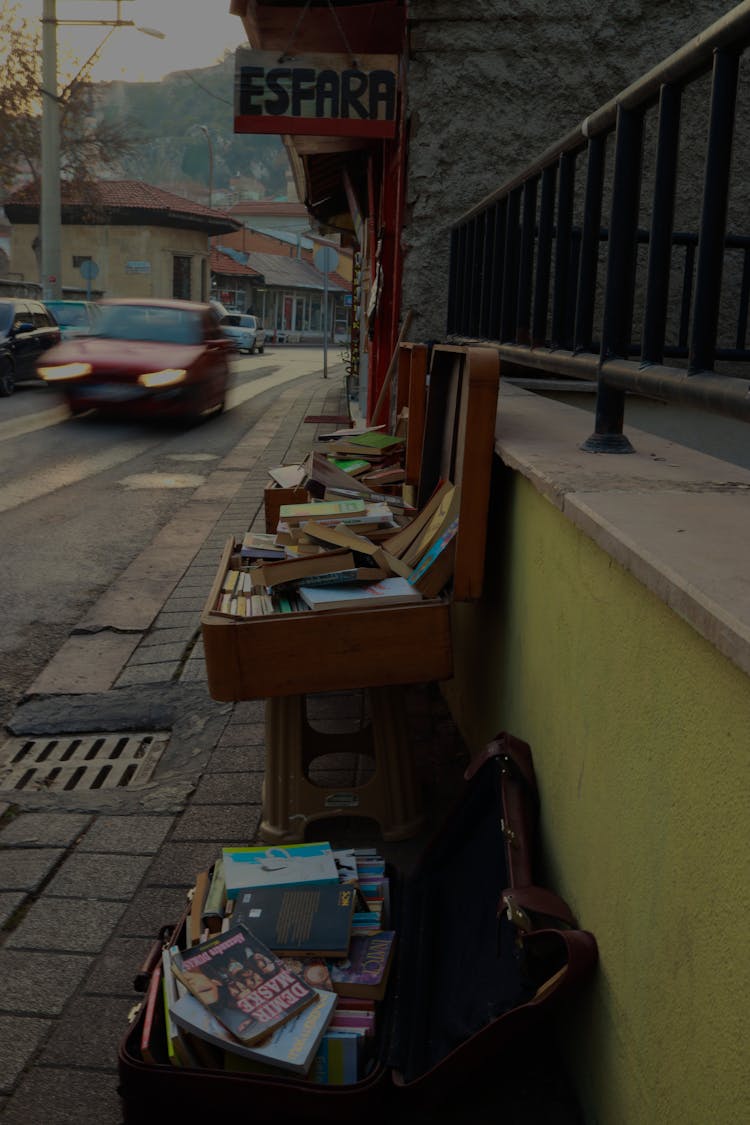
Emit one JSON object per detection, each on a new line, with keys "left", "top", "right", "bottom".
{"left": 446, "top": 467, "right": 750, "bottom": 1124}
{"left": 9, "top": 223, "right": 209, "bottom": 300}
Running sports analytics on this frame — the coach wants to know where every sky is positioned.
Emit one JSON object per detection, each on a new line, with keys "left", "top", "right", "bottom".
{"left": 11, "top": 1, "right": 248, "bottom": 83}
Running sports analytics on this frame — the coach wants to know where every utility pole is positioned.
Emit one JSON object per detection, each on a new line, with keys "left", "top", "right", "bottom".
{"left": 41, "top": 0, "right": 61, "bottom": 300}
{"left": 200, "top": 126, "right": 214, "bottom": 209}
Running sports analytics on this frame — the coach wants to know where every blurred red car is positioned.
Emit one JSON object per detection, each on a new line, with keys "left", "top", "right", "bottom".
{"left": 37, "top": 298, "right": 232, "bottom": 421}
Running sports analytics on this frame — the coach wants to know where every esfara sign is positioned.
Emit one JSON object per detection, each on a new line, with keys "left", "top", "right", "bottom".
{"left": 234, "top": 50, "right": 398, "bottom": 138}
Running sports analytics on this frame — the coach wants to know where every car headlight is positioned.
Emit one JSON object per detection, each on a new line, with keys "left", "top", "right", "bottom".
{"left": 138, "top": 368, "right": 187, "bottom": 388}
{"left": 38, "top": 362, "right": 92, "bottom": 380}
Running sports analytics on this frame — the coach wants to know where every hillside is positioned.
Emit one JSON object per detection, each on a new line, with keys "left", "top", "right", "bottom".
{"left": 94, "top": 50, "right": 289, "bottom": 203}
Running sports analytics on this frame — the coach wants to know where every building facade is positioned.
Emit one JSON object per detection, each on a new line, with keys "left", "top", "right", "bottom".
{"left": 4, "top": 181, "right": 240, "bottom": 301}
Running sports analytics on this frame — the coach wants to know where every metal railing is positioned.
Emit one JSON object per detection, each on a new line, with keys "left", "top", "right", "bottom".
{"left": 447, "top": 1, "right": 750, "bottom": 451}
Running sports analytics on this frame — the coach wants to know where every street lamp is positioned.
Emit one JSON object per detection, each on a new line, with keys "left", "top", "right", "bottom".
{"left": 40, "top": 1, "right": 165, "bottom": 300}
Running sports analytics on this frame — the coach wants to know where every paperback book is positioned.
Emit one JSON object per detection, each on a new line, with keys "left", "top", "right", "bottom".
{"left": 222, "top": 842, "right": 340, "bottom": 899}
{"left": 169, "top": 987, "right": 337, "bottom": 1076}
{"left": 169, "top": 990, "right": 337, "bottom": 1075}
{"left": 328, "top": 931, "right": 396, "bottom": 1001}
{"left": 170, "top": 925, "right": 316, "bottom": 1045}
{"left": 297, "top": 576, "right": 423, "bottom": 612}
{"left": 231, "top": 883, "right": 357, "bottom": 959}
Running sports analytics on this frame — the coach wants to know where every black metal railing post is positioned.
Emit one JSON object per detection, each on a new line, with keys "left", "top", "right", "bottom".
{"left": 532, "top": 164, "right": 557, "bottom": 346}
{"left": 583, "top": 104, "right": 644, "bottom": 452}
{"left": 642, "top": 84, "right": 682, "bottom": 365}
{"left": 574, "top": 134, "right": 606, "bottom": 353}
{"left": 689, "top": 46, "right": 741, "bottom": 373}
{"left": 552, "top": 151, "right": 576, "bottom": 349}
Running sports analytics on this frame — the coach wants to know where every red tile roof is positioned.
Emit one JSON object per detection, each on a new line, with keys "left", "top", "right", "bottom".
{"left": 5, "top": 180, "right": 240, "bottom": 226}
{"left": 210, "top": 247, "right": 263, "bottom": 278}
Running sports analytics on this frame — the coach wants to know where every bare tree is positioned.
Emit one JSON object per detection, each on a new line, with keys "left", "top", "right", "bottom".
{"left": 0, "top": 1, "right": 139, "bottom": 198}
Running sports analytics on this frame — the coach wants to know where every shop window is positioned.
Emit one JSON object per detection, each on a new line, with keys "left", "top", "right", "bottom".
{"left": 173, "top": 255, "right": 192, "bottom": 300}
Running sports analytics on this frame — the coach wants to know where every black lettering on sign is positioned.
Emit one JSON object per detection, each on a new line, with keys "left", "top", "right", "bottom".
{"left": 265, "top": 68, "right": 292, "bottom": 115}
{"left": 341, "top": 70, "right": 369, "bottom": 120}
{"left": 238, "top": 67, "right": 265, "bottom": 115}
{"left": 291, "top": 68, "right": 316, "bottom": 115}
{"left": 315, "top": 71, "right": 340, "bottom": 118}
{"left": 369, "top": 71, "right": 396, "bottom": 121}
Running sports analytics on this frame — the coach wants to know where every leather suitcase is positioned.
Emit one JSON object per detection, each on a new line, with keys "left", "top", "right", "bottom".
{"left": 117, "top": 733, "right": 597, "bottom": 1121}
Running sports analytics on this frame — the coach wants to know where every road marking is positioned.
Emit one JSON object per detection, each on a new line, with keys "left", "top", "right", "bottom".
{"left": 0, "top": 362, "right": 324, "bottom": 444}
{"left": 0, "top": 440, "right": 154, "bottom": 513}
{"left": 0, "top": 403, "right": 70, "bottom": 441}
{"left": 0, "top": 361, "right": 335, "bottom": 513}
{"left": 226, "top": 364, "right": 326, "bottom": 408}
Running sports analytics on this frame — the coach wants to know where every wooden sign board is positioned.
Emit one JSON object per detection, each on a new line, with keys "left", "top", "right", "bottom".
{"left": 234, "top": 49, "right": 398, "bottom": 138}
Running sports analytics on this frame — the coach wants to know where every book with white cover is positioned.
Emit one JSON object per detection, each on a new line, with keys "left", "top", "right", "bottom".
{"left": 222, "top": 842, "right": 340, "bottom": 899}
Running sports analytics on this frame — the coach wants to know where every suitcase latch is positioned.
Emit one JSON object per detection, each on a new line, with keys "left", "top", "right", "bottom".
{"left": 501, "top": 817, "right": 518, "bottom": 848}
{"left": 127, "top": 1001, "right": 143, "bottom": 1025}
{"left": 503, "top": 892, "right": 532, "bottom": 932}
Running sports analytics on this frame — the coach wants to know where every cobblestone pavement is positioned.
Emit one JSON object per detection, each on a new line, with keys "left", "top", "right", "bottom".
{"left": 0, "top": 364, "right": 583, "bottom": 1123}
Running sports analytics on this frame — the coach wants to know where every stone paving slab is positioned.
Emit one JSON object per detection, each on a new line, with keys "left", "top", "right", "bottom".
{"left": 0, "top": 1066, "right": 124, "bottom": 1124}
{"left": 0, "top": 892, "right": 25, "bottom": 928}
{"left": 114, "top": 662, "right": 180, "bottom": 688}
{"left": 76, "top": 815, "right": 174, "bottom": 855}
{"left": 205, "top": 744, "right": 266, "bottom": 773}
{"left": 26, "top": 633, "right": 142, "bottom": 696}
{"left": 43, "top": 853, "right": 153, "bottom": 900}
{"left": 0, "top": 848, "right": 64, "bottom": 893}
{"left": 6, "top": 898, "right": 126, "bottom": 954}
{"left": 217, "top": 721, "right": 266, "bottom": 747}
{"left": 169, "top": 803, "right": 260, "bottom": 843}
{"left": 137, "top": 842, "right": 228, "bottom": 889}
{"left": 0, "top": 950, "right": 92, "bottom": 1014}
{"left": 83, "top": 936, "right": 155, "bottom": 996}
{"left": 116, "top": 886, "right": 189, "bottom": 939}
{"left": 0, "top": 813, "right": 92, "bottom": 849}
{"left": 190, "top": 771, "right": 263, "bottom": 805}
{"left": 41, "top": 994, "right": 135, "bottom": 1068}
{"left": 0, "top": 1015, "right": 51, "bottom": 1096}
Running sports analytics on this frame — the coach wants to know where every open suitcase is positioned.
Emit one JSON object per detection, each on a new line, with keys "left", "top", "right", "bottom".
{"left": 118, "top": 732, "right": 598, "bottom": 1121}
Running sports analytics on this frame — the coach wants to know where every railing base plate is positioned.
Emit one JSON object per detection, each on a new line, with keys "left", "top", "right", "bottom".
{"left": 580, "top": 432, "right": 635, "bottom": 454}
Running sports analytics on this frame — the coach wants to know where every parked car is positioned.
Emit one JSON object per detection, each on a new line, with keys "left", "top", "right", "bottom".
{"left": 37, "top": 298, "right": 232, "bottom": 421}
{"left": 0, "top": 297, "right": 62, "bottom": 396}
{"left": 219, "top": 312, "right": 266, "bottom": 354}
{"left": 44, "top": 299, "right": 101, "bottom": 340}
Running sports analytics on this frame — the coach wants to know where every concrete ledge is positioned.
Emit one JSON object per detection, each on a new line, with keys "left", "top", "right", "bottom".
{"left": 496, "top": 383, "right": 750, "bottom": 678}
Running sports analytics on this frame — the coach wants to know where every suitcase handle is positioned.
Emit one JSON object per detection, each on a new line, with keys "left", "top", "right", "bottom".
{"left": 132, "top": 924, "right": 175, "bottom": 992}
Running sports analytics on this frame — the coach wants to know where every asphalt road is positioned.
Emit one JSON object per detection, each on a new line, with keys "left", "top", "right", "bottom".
{"left": 0, "top": 347, "right": 331, "bottom": 735}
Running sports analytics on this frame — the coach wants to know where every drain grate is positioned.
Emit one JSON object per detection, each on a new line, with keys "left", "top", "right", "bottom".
{"left": 0, "top": 732, "right": 169, "bottom": 793}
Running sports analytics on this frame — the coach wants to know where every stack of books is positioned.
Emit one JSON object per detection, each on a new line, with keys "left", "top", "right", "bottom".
{"left": 211, "top": 478, "right": 461, "bottom": 619}
{"left": 145, "top": 841, "right": 396, "bottom": 1085}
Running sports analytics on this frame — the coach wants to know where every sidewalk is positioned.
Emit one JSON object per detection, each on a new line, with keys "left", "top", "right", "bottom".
{"left": 0, "top": 364, "right": 582, "bottom": 1123}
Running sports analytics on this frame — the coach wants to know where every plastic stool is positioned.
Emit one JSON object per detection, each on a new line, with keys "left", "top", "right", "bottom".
{"left": 260, "top": 685, "right": 424, "bottom": 843}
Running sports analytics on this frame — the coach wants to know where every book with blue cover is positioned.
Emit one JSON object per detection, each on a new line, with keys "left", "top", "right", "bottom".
{"left": 222, "top": 842, "right": 340, "bottom": 899}
{"left": 230, "top": 883, "right": 356, "bottom": 959}
{"left": 297, "top": 575, "right": 422, "bottom": 612}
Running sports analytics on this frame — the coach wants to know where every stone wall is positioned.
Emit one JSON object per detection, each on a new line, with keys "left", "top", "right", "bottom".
{"left": 403, "top": 0, "right": 739, "bottom": 341}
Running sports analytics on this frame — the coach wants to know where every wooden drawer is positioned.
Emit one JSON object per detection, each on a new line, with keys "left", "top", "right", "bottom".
{"left": 201, "top": 539, "right": 453, "bottom": 700}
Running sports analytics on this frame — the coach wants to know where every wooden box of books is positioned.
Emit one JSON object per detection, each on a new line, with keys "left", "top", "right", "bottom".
{"left": 201, "top": 345, "right": 499, "bottom": 701}
{"left": 118, "top": 736, "right": 598, "bottom": 1121}
{"left": 201, "top": 537, "right": 452, "bottom": 700}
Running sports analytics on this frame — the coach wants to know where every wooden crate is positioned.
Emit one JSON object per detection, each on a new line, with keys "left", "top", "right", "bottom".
{"left": 202, "top": 345, "right": 500, "bottom": 701}
{"left": 201, "top": 538, "right": 452, "bottom": 700}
